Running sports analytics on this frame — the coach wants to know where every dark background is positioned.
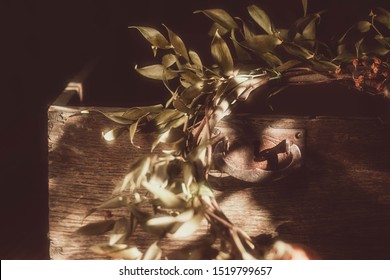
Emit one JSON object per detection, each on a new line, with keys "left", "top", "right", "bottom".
{"left": 1, "top": 0, "right": 389, "bottom": 259}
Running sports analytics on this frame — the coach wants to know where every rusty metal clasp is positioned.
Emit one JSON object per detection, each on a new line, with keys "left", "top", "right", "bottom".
{"left": 212, "top": 127, "right": 305, "bottom": 183}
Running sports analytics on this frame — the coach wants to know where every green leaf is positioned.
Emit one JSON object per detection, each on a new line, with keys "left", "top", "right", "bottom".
{"left": 108, "top": 247, "right": 142, "bottom": 260}
{"left": 129, "top": 114, "right": 148, "bottom": 148}
{"left": 211, "top": 30, "right": 234, "bottom": 76}
{"left": 282, "top": 43, "right": 314, "bottom": 59}
{"left": 183, "top": 162, "right": 193, "bottom": 188}
{"left": 302, "top": 0, "right": 308, "bottom": 16}
{"left": 122, "top": 104, "right": 163, "bottom": 120}
{"left": 159, "top": 127, "right": 186, "bottom": 144}
{"left": 276, "top": 60, "right": 302, "bottom": 73}
{"left": 90, "top": 244, "right": 127, "bottom": 255}
{"left": 143, "top": 182, "right": 186, "bottom": 209}
{"left": 333, "top": 44, "right": 355, "bottom": 62}
{"left": 89, "top": 109, "right": 134, "bottom": 125}
{"left": 311, "top": 60, "right": 338, "bottom": 71}
{"left": 301, "top": 17, "right": 317, "bottom": 47}
{"left": 146, "top": 216, "right": 177, "bottom": 227}
{"left": 162, "top": 54, "right": 177, "bottom": 67}
{"left": 259, "top": 52, "right": 283, "bottom": 68}
{"left": 356, "top": 21, "right": 372, "bottom": 33}
{"left": 243, "top": 35, "right": 282, "bottom": 54}
{"left": 135, "top": 64, "right": 178, "bottom": 80}
{"left": 235, "top": 17, "right": 255, "bottom": 39}
{"left": 102, "top": 127, "right": 127, "bottom": 142}
{"left": 164, "top": 25, "right": 190, "bottom": 62}
{"left": 169, "top": 210, "right": 203, "bottom": 238}
{"left": 247, "top": 5, "right": 273, "bottom": 35}
{"left": 109, "top": 218, "right": 130, "bottom": 245}
{"left": 181, "top": 84, "right": 203, "bottom": 100}
{"left": 208, "top": 22, "right": 229, "bottom": 37}
{"left": 288, "top": 13, "right": 321, "bottom": 42}
{"left": 372, "top": 7, "right": 390, "bottom": 29}
{"left": 189, "top": 50, "right": 203, "bottom": 71}
{"left": 180, "top": 70, "right": 202, "bottom": 86}
{"left": 76, "top": 220, "right": 115, "bottom": 236}
{"left": 194, "top": 9, "right": 238, "bottom": 30}
{"left": 231, "top": 30, "right": 252, "bottom": 61}
{"left": 173, "top": 98, "right": 193, "bottom": 114}
{"left": 129, "top": 26, "right": 171, "bottom": 49}
{"left": 153, "top": 110, "right": 183, "bottom": 126}
{"left": 338, "top": 21, "right": 371, "bottom": 43}
{"left": 143, "top": 242, "right": 162, "bottom": 260}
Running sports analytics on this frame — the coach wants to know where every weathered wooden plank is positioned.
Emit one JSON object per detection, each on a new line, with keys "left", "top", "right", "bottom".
{"left": 48, "top": 105, "right": 390, "bottom": 259}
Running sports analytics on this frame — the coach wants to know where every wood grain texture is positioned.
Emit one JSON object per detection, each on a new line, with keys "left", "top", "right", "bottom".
{"left": 48, "top": 106, "right": 390, "bottom": 259}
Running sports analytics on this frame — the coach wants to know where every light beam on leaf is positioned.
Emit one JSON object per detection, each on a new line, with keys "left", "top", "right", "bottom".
{"left": 102, "top": 127, "right": 127, "bottom": 142}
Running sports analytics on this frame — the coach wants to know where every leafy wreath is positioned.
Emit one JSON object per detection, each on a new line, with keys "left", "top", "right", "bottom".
{"left": 77, "top": 1, "right": 389, "bottom": 260}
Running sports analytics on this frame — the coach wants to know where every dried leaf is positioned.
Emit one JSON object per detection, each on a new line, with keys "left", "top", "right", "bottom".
{"left": 153, "top": 110, "right": 183, "bottom": 126}
{"left": 211, "top": 30, "right": 234, "bottom": 76}
{"left": 135, "top": 64, "right": 178, "bottom": 80}
{"left": 310, "top": 60, "right": 338, "bottom": 71}
{"left": 164, "top": 25, "right": 190, "bottom": 61}
{"left": 143, "top": 242, "right": 162, "bottom": 260}
{"left": 181, "top": 84, "right": 203, "bottom": 100}
{"left": 282, "top": 43, "right": 314, "bottom": 59}
{"left": 108, "top": 247, "right": 142, "bottom": 260}
{"left": 189, "top": 50, "right": 203, "bottom": 71}
{"left": 162, "top": 114, "right": 187, "bottom": 131}
{"left": 162, "top": 54, "right": 177, "bottom": 67}
{"left": 288, "top": 13, "right": 321, "bottom": 42}
{"left": 102, "top": 127, "right": 127, "bottom": 142}
{"left": 76, "top": 220, "right": 115, "bottom": 236}
{"left": 247, "top": 5, "right": 273, "bottom": 35}
{"left": 356, "top": 21, "right": 372, "bottom": 33}
{"left": 231, "top": 30, "right": 252, "bottom": 61}
{"left": 146, "top": 216, "right": 177, "bottom": 226}
{"left": 129, "top": 113, "right": 148, "bottom": 148}
{"left": 122, "top": 105, "right": 163, "bottom": 120}
{"left": 302, "top": 18, "right": 317, "bottom": 46}
{"left": 175, "top": 209, "right": 195, "bottom": 222}
{"left": 173, "top": 98, "right": 192, "bottom": 114}
{"left": 109, "top": 218, "right": 130, "bottom": 245}
{"left": 338, "top": 21, "right": 372, "bottom": 43}
{"left": 180, "top": 70, "right": 202, "bottom": 86}
{"left": 276, "top": 60, "right": 302, "bottom": 73}
{"left": 143, "top": 181, "right": 186, "bottom": 209}
{"left": 98, "top": 196, "right": 128, "bottom": 209}
{"left": 302, "top": 0, "right": 308, "bottom": 16}
{"left": 159, "top": 127, "right": 186, "bottom": 144}
{"left": 259, "top": 52, "right": 283, "bottom": 67}
{"left": 208, "top": 22, "right": 229, "bottom": 37}
{"left": 90, "top": 244, "right": 127, "bottom": 255}
{"left": 243, "top": 35, "right": 282, "bottom": 54}
{"left": 183, "top": 162, "right": 193, "bottom": 188}
{"left": 194, "top": 9, "right": 238, "bottom": 30}
{"left": 373, "top": 7, "right": 390, "bottom": 29}
{"left": 169, "top": 211, "right": 203, "bottom": 238}
{"left": 129, "top": 26, "right": 171, "bottom": 49}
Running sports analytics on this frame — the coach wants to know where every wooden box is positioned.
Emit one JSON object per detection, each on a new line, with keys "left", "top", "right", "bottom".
{"left": 48, "top": 90, "right": 390, "bottom": 259}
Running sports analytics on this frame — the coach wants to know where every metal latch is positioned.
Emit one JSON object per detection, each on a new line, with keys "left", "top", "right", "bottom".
{"left": 212, "top": 127, "right": 305, "bottom": 183}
